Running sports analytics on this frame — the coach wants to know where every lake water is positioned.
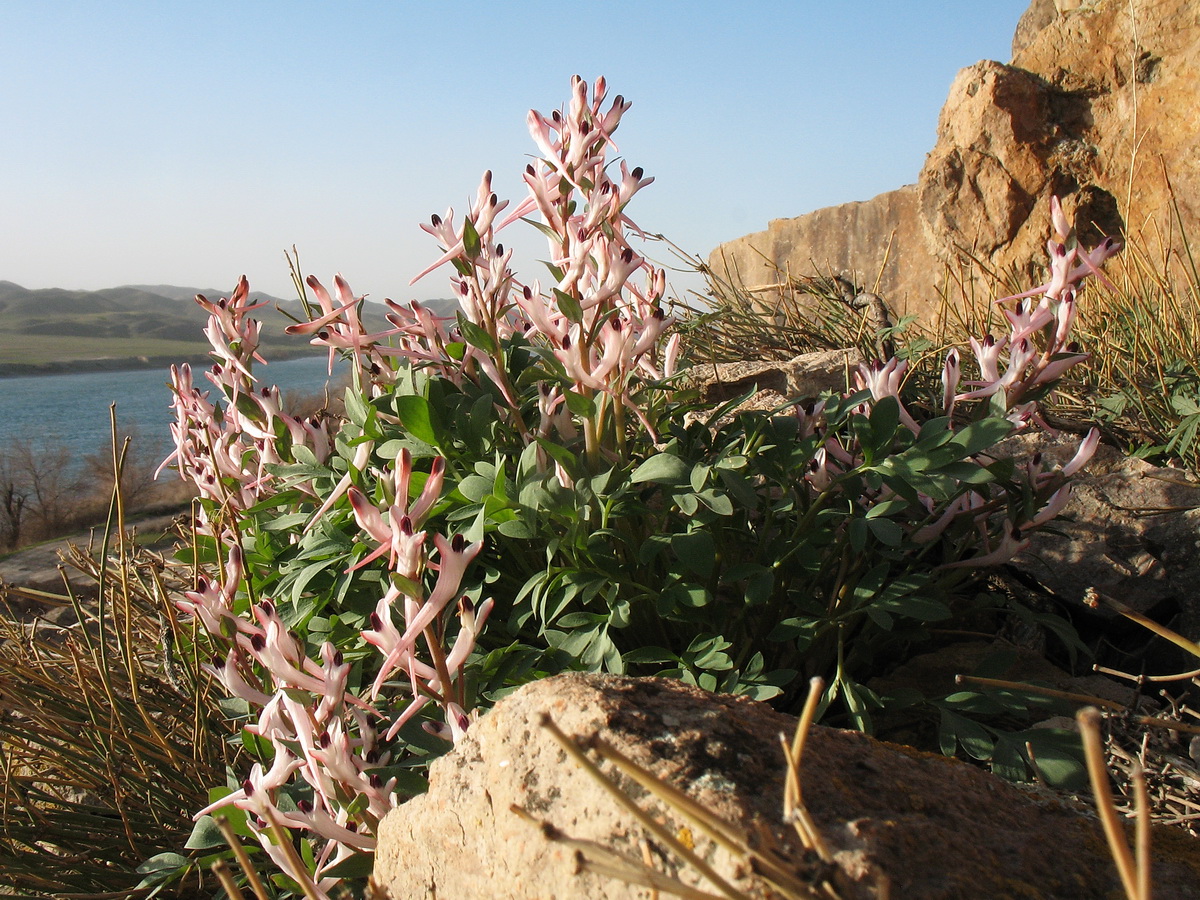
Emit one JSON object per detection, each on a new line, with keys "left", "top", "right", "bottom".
{"left": 0, "top": 356, "right": 347, "bottom": 470}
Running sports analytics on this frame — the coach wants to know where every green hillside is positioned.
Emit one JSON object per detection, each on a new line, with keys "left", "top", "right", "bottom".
{"left": 0, "top": 281, "right": 414, "bottom": 374}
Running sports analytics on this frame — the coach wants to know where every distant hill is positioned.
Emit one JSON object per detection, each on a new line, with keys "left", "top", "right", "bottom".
{"left": 0, "top": 281, "right": 419, "bottom": 376}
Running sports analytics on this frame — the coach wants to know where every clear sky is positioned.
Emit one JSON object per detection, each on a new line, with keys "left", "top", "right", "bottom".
{"left": 2, "top": 1, "right": 1029, "bottom": 305}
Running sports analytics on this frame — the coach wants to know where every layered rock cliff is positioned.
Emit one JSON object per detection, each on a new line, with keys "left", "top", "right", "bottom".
{"left": 708, "top": 0, "right": 1200, "bottom": 320}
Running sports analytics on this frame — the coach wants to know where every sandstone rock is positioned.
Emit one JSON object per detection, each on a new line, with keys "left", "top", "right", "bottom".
{"left": 706, "top": 185, "right": 941, "bottom": 322}
{"left": 373, "top": 672, "right": 1200, "bottom": 899}
{"left": 1003, "top": 431, "right": 1200, "bottom": 643}
{"left": 708, "top": 0, "right": 1200, "bottom": 323}
{"left": 691, "top": 348, "right": 863, "bottom": 407}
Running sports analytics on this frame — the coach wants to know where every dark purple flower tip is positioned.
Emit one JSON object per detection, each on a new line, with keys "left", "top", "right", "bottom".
{"left": 211, "top": 655, "right": 225, "bottom": 668}
{"left": 242, "top": 778, "right": 255, "bottom": 796}
{"left": 297, "top": 799, "right": 313, "bottom": 814}
{"left": 370, "top": 363, "right": 381, "bottom": 375}
{"left": 333, "top": 649, "right": 344, "bottom": 667}
{"left": 365, "top": 749, "right": 379, "bottom": 764}
{"left": 431, "top": 457, "right": 446, "bottom": 475}
{"left": 347, "top": 821, "right": 359, "bottom": 833}
{"left": 260, "top": 387, "right": 270, "bottom": 397}
{"left": 496, "top": 243, "right": 504, "bottom": 255}
{"left": 579, "top": 121, "right": 591, "bottom": 136}
{"left": 809, "top": 460, "right": 819, "bottom": 472}
{"left": 399, "top": 516, "right": 414, "bottom": 536}
{"left": 431, "top": 213, "right": 442, "bottom": 226}
{"left": 369, "top": 773, "right": 383, "bottom": 789}
{"left": 984, "top": 335, "right": 996, "bottom": 348}
{"left": 318, "top": 330, "right": 329, "bottom": 341}
{"left": 611, "top": 318, "right": 622, "bottom": 332}
{"left": 489, "top": 193, "right": 498, "bottom": 208}
{"left": 457, "top": 712, "right": 470, "bottom": 731}
{"left": 259, "top": 599, "right": 275, "bottom": 617}
{"left": 196, "top": 577, "right": 209, "bottom": 592}
{"left": 460, "top": 597, "right": 475, "bottom": 615}
{"left": 561, "top": 334, "right": 571, "bottom": 349}
{"left": 319, "top": 731, "right": 331, "bottom": 748}
{"left": 1068, "top": 341, "right": 1082, "bottom": 353}
{"left": 1032, "top": 452, "right": 1043, "bottom": 466}
{"left": 526, "top": 163, "right": 536, "bottom": 176}
{"left": 551, "top": 110, "right": 561, "bottom": 123}
{"left": 451, "top": 533, "right": 466, "bottom": 553}
{"left": 369, "top": 612, "right": 383, "bottom": 631}
{"left": 620, "top": 248, "right": 634, "bottom": 264}
{"left": 1013, "top": 526, "right": 1023, "bottom": 540}
{"left": 652, "top": 307, "right": 665, "bottom": 320}
{"left": 250, "top": 634, "right": 266, "bottom": 652}
{"left": 632, "top": 166, "right": 644, "bottom": 180}
{"left": 523, "top": 285, "right": 533, "bottom": 299}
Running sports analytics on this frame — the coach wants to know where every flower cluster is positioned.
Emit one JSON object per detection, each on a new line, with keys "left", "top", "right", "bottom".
{"left": 162, "top": 278, "right": 487, "bottom": 892}
{"left": 813, "top": 196, "right": 1118, "bottom": 567}
{"left": 296, "top": 76, "right": 681, "bottom": 465}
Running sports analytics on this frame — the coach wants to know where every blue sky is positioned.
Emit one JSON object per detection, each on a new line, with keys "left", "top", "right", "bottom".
{"left": 2, "top": 1, "right": 1028, "bottom": 305}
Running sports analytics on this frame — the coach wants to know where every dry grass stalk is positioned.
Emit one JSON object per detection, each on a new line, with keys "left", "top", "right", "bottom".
{"left": 0, "top": 425, "right": 237, "bottom": 897}
{"left": 1078, "top": 707, "right": 1153, "bottom": 900}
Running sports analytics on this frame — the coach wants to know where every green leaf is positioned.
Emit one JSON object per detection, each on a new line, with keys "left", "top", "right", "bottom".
{"left": 498, "top": 517, "right": 535, "bottom": 538}
{"left": 395, "top": 394, "right": 444, "bottom": 447}
{"left": 939, "top": 709, "right": 994, "bottom": 760}
{"left": 459, "top": 474, "right": 493, "bottom": 503}
{"left": 848, "top": 517, "right": 868, "bottom": 553}
{"left": 135, "top": 852, "right": 191, "bottom": 886}
{"left": 185, "top": 815, "right": 226, "bottom": 850}
{"left": 554, "top": 289, "right": 584, "bottom": 325}
{"left": 564, "top": 389, "right": 596, "bottom": 418}
{"left": 631, "top": 452, "right": 690, "bottom": 484}
{"left": 876, "top": 593, "right": 952, "bottom": 622}
{"left": 695, "top": 489, "right": 733, "bottom": 516}
{"left": 322, "top": 851, "right": 375, "bottom": 880}
{"left": 671, "top": 531, "right": 716, "bottom": 579}
{"left": 868, "top": 396, "right": 901, "bottom": 453}
{"left": 623, "top": 646, "right": 677, "bottom": 665}
{"left": 458, "top": 315, "right": 497, "bottom": 354}
{"left": 866, "top": 517, "right": 902, "bottom": 547}
{"left": 950, "top": 418, "right": 1013, "bottom": 457}
{"left": 462, "top": 216, "right": 482, "bottom": 260}
{"left": 675, "top": 491, "right": 700, "bottom": 516}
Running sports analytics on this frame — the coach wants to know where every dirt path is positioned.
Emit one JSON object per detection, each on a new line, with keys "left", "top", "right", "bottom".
{"left": 0, "top": 511, "right": 186, "bottom": 596}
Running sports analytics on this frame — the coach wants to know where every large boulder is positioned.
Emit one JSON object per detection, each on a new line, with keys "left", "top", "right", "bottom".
{"left": 373, "top": 672, "right": 1200, "bottom": 899}
{"left": 708, "top": 0, "right": 1200, "bottom": 321}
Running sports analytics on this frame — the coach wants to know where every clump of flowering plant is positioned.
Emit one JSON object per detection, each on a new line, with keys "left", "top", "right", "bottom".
{"left": 159, "top": 77, "right": 1117, "bottom": 894}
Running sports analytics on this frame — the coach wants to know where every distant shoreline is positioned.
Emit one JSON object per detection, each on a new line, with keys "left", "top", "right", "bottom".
{"left": 0, "top": 347, "right": 321, "bottom": 379}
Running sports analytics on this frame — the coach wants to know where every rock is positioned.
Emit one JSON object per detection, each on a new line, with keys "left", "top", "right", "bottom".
{"left": 1003, "top": 431, "right": 1200, "bottom": 644}
{"left": 373, "top": 672, "right": 1200, "bottom": 899}
{"left": 707, "top": 185, "right": 942, "bottom": 322}
{"left": 691, "top": 348, "right": 863, "bottom": 407}
{"left": 709, "top": 0, "right": 1200, "bottom": 322}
